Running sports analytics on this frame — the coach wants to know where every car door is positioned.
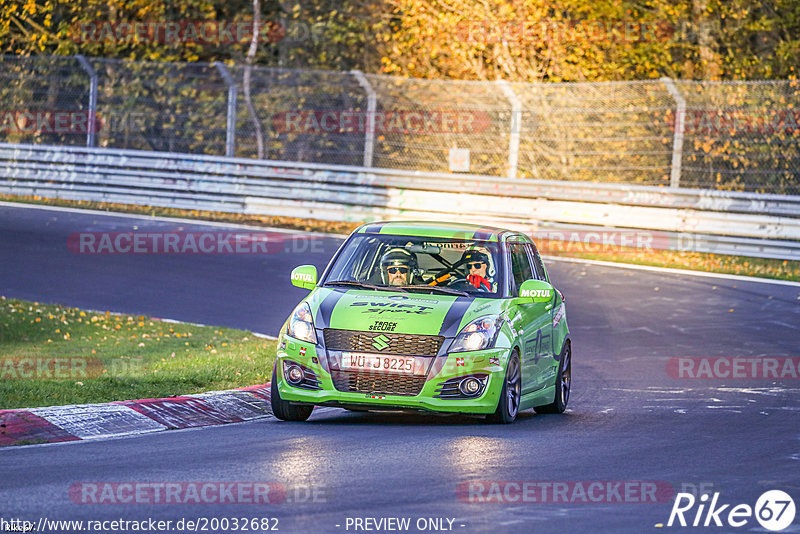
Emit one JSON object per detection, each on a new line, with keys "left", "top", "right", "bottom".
{"left": 507, "top": 240, "right": 554, "bottom": 395}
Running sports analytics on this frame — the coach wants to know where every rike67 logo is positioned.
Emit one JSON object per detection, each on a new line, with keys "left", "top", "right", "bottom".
{"left": 664, "top": 490, "right": 796, "bottom": 531}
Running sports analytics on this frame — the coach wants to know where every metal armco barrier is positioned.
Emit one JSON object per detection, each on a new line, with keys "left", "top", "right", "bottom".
{"left": 1, "top": 142, "right": 799, "bottom": 260}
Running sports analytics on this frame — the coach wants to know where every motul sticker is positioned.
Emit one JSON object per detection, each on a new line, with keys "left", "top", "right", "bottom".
{"left": 520, "top": 289, "right": 551, "bottom": 299}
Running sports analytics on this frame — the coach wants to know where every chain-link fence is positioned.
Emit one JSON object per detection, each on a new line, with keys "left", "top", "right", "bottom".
{"left": 0, "top": 55, "right": 92, "bottom": 148}
{"left": 1, "top": 55, "right": 799, "bottom": 194}
{"left": 676, "top": 80, "right": 800, "bottom": 194}
{"left": 92, "top": 58, "right": 230, "bottom": 155}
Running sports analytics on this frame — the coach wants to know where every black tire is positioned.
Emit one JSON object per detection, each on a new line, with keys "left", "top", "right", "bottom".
{"left": 487, "top": 350, "right": 521, "bottom": 424}
{"left": 534, "top": 342, "right": 571, "bottom": 414}
{"left": 270, "top": 363, "right": 314, "bottom": 422}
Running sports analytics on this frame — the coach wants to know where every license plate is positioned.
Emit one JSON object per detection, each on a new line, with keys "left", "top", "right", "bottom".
{"left": 340, "top": 352, "right": 421, "bottom": 375}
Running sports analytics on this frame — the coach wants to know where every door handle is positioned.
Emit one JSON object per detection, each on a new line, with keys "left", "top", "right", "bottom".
{"left": 545, "top": 302, "right": 554, "bottom": 311}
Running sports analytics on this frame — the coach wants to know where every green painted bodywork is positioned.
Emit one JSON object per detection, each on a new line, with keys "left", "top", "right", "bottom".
{"left": 274, "top": 222, "right": 570, "bottom": 416}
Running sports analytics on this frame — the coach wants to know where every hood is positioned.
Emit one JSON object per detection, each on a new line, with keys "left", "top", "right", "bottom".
{"left": 307, "top": 288, "right": 502, "bottom": 338}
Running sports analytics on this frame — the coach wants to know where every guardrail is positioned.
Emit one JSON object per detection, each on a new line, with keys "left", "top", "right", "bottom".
{"left": 1, "top": 142, "right": 799, "bottom": 260}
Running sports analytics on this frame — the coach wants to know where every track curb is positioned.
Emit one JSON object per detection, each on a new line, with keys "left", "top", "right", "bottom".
{"left": 0, "top": 383, "right": 272, "bottom": 447}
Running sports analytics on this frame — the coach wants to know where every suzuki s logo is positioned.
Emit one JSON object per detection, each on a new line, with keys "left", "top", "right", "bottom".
{"left": 372, "top": 334, "right": 391, "bottom": 351}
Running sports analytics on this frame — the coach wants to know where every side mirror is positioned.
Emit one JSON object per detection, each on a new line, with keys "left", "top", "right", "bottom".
{"left": 290, "top": 265, "right": 317, "bottom": 290}
{"left": 517, "top": 279, "right": 554, "bottom": 304}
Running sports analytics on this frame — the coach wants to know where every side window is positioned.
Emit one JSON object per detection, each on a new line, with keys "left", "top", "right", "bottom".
{"left": 524, "top": 244, "right": 540, "bottom": 280}
{"left": 509, "top": 243, "right": 534, "bottom": 296}
{"left": 527, "top": 243, "right": 547, "bottom": 282}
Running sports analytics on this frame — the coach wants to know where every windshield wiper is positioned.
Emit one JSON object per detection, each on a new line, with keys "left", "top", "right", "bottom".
{"left": 395, "top": 285, "right": 470, "bottom": 297}
{"left": 325, "top": 280, "right": 407, "bottom": 292}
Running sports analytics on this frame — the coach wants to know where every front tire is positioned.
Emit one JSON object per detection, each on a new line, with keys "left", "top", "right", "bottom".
{"left": 487, "top": 350, "right": 521, "bottom": 424}
{"left": 534, "top": 342, "right": 571, "bottom": 414}
{"left": 270, "top": 363, "right": 314, "bottom": 421}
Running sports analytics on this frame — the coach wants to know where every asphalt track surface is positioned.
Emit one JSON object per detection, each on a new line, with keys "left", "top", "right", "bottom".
{"left": 1, "top": 203, "right": 800, "bottom": 533}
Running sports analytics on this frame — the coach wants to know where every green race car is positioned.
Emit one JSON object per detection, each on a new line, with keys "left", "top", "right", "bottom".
{"left": 271, "top": 221, "right": 571, "bottom": 424}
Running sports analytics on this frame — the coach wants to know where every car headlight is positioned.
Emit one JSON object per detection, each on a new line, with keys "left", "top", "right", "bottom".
{"left": 449, "top": 315, "right": 501, "bottom": 353}
{"left": 287, "top": 302, "right": 317, "bottom": 344}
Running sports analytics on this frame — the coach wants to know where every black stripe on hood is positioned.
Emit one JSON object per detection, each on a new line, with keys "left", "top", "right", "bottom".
{"left": 438, "top": 296, "right": 474, "bottom": 338}
{"left": 315, "top": 289, "right": 345, "bottom": 330}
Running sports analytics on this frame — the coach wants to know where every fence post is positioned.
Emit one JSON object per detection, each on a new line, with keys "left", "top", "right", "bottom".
{"left": 351, "top": 70, "right": 376, "bottom": 168}
{"left": 75, "top": 55, "right": 98, "bottom": 148}
{"left": 214, "top": 62, "right": 238, "bottom": 158}
{"left": 661, "top": 77, "right": 685, "bottom": 188}
{"left": 497, "top": 80, "right": 521, "bottom": 179}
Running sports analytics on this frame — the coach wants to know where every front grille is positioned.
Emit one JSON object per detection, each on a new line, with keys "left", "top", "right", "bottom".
{"left": 331, "top": 370, "right": 427, "bottom": 396}
{"left": 324, "top": 329, "right": 443, "bottom": 356}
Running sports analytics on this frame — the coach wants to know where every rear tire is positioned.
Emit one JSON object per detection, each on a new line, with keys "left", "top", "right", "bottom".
{"left": 534, "top": 342, "right": 571, "bottom": 414}
{"left": 487, "top": 350, "right": 521, "bottom": 424}
{"left": 270, "top": 363, "right": 314, "bottom": 422}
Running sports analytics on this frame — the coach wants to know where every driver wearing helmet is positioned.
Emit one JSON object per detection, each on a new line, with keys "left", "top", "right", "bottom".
{"left": 380, "top": 248, "right": 419, "bottom": 286}
{"left": 461, "top": 248, "right": 494, "bottom": 291}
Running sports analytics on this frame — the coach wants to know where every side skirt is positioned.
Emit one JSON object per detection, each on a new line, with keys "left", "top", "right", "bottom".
{"left": 520, "top": 385, "right": 555, "bottom": 411}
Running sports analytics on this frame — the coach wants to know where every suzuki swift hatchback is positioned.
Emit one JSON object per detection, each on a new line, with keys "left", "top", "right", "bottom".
{"left": 271, "top": 221, "right": 571, "bottom": 424}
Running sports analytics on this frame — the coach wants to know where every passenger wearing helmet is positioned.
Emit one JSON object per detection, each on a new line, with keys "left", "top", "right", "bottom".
{"left": 461, "top": 248, "right": 494, "bottom": 291}
{"left": 380, "top": 248, "right": 419, "bottom": 286}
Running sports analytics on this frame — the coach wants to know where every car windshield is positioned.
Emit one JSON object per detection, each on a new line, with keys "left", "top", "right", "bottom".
{"left": 323, "top": 234, "right": 504, "bottom": 297}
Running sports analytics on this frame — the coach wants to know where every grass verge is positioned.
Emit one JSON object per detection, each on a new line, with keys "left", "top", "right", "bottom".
{"left": 2, "top": 194, "right": 799, "bottom": 282}
{"left": 0, "top": 296, "right": 276, "bottom": 410}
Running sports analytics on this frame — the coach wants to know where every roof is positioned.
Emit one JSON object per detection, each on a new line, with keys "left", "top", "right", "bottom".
{"left": 354, "top": 220, "right": 513, "bottom": 242}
